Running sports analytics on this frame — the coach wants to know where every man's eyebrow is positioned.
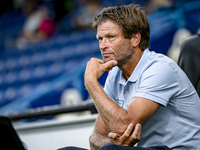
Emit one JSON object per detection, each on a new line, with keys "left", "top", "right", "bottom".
{"left": 96, "top": 32, "right": 116, "bottom": 39}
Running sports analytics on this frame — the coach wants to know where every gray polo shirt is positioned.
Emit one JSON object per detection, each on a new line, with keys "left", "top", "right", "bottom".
{"left": 104, "top": 49, "right": 200, "bottom": 149}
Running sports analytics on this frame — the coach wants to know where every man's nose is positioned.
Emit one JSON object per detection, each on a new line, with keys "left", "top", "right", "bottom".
{"left": 100, "top": 39, "right": 109, "bottom": 50}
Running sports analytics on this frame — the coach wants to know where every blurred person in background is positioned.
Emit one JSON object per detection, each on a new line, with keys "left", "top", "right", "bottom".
{"left": 144, "top": 0, "right": 175, "bottom": 14}
{"left": 55, "top": 88, "right": 91, "bottom": 120}
{"left": 15, "top": 3, "right": 57, "bottom": 49}
{"left": 58, "top": 0, "right": 103, "bottom": 32}
{"left": 167, "top": 28, "right": 191, "bottom": 63}
{"left": 70, "top": 0, "right": 103, "bottom": 31}
{"left": 178, "top": 34, "right": 200, "bottom": 97}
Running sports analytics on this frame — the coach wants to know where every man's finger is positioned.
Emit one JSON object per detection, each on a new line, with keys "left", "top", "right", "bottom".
{"left": 122, "top": 123, "right": 141, "bottom": 146}
{"left": 134, "top": 123, "right": 141, "bottom": 140}
{"left": 108, "top": 132, "right": 119, "bottom": 139}
{"left": 103, "top": 60, "right": 117, "bottom": 70}
{"left": 99, "top": 59, "right": 104, "bottom": 64}
{"left": 119, "top": 123, "right": 134, "bottom": 142}
{"left": 128, "top": 123, "right": 141, "bottom": 144}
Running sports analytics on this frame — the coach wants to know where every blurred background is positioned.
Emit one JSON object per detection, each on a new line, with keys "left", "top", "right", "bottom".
{"left": 0, "top": 0, "right": 200, "bottom": 149}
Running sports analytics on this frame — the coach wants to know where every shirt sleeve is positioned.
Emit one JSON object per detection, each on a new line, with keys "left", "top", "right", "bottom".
{"left": 135, "top": 61, "right": 180, "bottom": 107}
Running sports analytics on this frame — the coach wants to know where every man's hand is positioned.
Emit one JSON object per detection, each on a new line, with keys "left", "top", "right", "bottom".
{"left": 108, "top": 123, "right": 141, "bottom": 146}
{"left": 85, "top": 58, "right": 117, "bottom": 80}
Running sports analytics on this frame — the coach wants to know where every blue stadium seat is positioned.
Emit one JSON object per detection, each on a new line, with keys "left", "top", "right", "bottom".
{"left": 45, "top": 49, "right": 60, "bottom": 62}
{"left": 59, "top": 46, "right": 75, "bottom": 59}
{"left": 32, "top": 66, "right": 48, "bottom": 80}
{"left": 17, "top": 55, "right": 31, "bottom": 68}
{"left": 30, "top": 53, "right": 43, "bottom": 65}
{"left": 17, "top": 84, "right": 35, "bottom": 99}
{"left": 4, "top": 58, "right": 18, "bottom": 70}
{"left": 0, "top": 90, "right": 4, "bottom": 104}
{"left": 18, "top": 68, "right": 32, "bottom": 82}
{"left": 47, "top": 62, "right": 64, "bottom": 77}
{"left": 0, "top": 60, "right": 5, "bottom": 72}
{"left": 4, "top": 87, "right": 17, "bottom": 102}
{"left": 3, "top": 71, "right": 18, "bottom": 85}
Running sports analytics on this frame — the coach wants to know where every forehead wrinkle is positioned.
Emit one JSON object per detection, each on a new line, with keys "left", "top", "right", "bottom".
{"left": 97, "top": 28, "right": 121, "bottom": 39}
{"left": 97, "top": 30, "right": 116, "bottom": 37}
{"left": 96, "top": 20, "right": 123, "bottom": 39}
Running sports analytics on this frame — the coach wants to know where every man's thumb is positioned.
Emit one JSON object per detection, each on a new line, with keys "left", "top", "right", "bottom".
{"left": 103, "top": 60, "right": 117, "bottom": 69}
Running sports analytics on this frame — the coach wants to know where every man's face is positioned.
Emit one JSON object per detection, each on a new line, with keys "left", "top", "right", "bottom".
{"left": 96, "top": 20, "right": 133, "bottom": 65}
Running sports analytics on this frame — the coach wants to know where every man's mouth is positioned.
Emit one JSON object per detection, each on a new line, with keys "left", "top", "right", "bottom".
{"left": 102, "top": 52, "right": 112, "bottom": 57}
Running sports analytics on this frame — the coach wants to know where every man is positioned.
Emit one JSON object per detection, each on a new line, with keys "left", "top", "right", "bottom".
{"left": 58, "top": 4, "right": 200, "bottom": 150}
{"left": 178, "top": 34, "right": 200, "bottom": 97}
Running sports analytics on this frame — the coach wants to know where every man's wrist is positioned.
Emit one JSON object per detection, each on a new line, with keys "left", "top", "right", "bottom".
{"left": 85, "top": 75, "right": 98, "bottom": 89}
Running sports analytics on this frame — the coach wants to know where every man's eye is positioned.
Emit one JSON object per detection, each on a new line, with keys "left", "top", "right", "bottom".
{"left": 98, "top": 38, "right": 103, "bottom": 41}
{"left": 110, "top": 36, "right": 114, "bottom": 39}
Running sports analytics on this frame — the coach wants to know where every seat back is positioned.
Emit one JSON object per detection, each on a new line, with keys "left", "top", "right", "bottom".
{"left": 0, "top": 116, "right": 26, "bottom": 150}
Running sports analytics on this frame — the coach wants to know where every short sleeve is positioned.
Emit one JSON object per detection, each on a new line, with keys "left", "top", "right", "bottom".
{"left": 135, "top": 61, "right": 180, "bottom": 107}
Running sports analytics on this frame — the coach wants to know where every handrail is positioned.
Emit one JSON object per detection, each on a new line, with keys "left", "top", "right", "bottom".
{"left": 8, "top": 100, "right": 97, "bottom": 121}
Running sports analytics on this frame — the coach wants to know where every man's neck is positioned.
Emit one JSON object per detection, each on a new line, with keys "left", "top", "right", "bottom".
{"left": 118, "top": 49, "right": 144, "bottom": 79}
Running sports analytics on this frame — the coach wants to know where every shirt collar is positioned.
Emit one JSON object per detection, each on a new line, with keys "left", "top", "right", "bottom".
{"left": 119, "top": 49, "right": 151, "bottom": 84}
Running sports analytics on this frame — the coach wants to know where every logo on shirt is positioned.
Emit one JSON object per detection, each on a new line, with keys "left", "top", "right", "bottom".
{"left": 115, "top": 99, "right": 124, "bottom": 108}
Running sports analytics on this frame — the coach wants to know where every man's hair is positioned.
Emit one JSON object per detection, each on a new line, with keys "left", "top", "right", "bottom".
{"left": 91, "top": 4, "right": 150, "bottom": 50}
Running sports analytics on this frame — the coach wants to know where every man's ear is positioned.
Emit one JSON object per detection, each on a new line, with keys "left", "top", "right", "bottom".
{"left": 130, "top": 32, "right": 141, "bottom": 48}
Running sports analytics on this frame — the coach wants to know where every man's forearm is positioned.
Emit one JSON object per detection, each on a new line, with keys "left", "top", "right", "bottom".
{"left": 84, "top": 58, "right": 133, "bottom": 135}
{"left": 90, "top": 131, "right": 111, "bottom": 150}
{"left": 85, "top": 76, "right": 130, "bottom": 135}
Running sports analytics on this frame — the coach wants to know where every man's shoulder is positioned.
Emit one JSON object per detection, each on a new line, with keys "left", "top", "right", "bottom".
{"left": 147, "top": 51, "right": 178, "bottom": 69}
{"left": 142, "top": 50, "right": 176, "bottom": 70}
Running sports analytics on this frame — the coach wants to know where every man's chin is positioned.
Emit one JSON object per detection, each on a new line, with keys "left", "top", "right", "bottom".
{"left": 103, "top": 58, "right": 116, "bottom": 63}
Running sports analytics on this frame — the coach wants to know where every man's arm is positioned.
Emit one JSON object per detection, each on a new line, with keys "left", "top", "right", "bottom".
{"left": 108, "top": 123, "right": 141, "bottom": 146}
{"left": 90, "top": 114, "right": 142, "bottom": 150}
{"left": 85, "top": 58, "right": 159, "bottom": 136}
{"left": 89, "top": 115, "right": 111, "bottom": 150}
